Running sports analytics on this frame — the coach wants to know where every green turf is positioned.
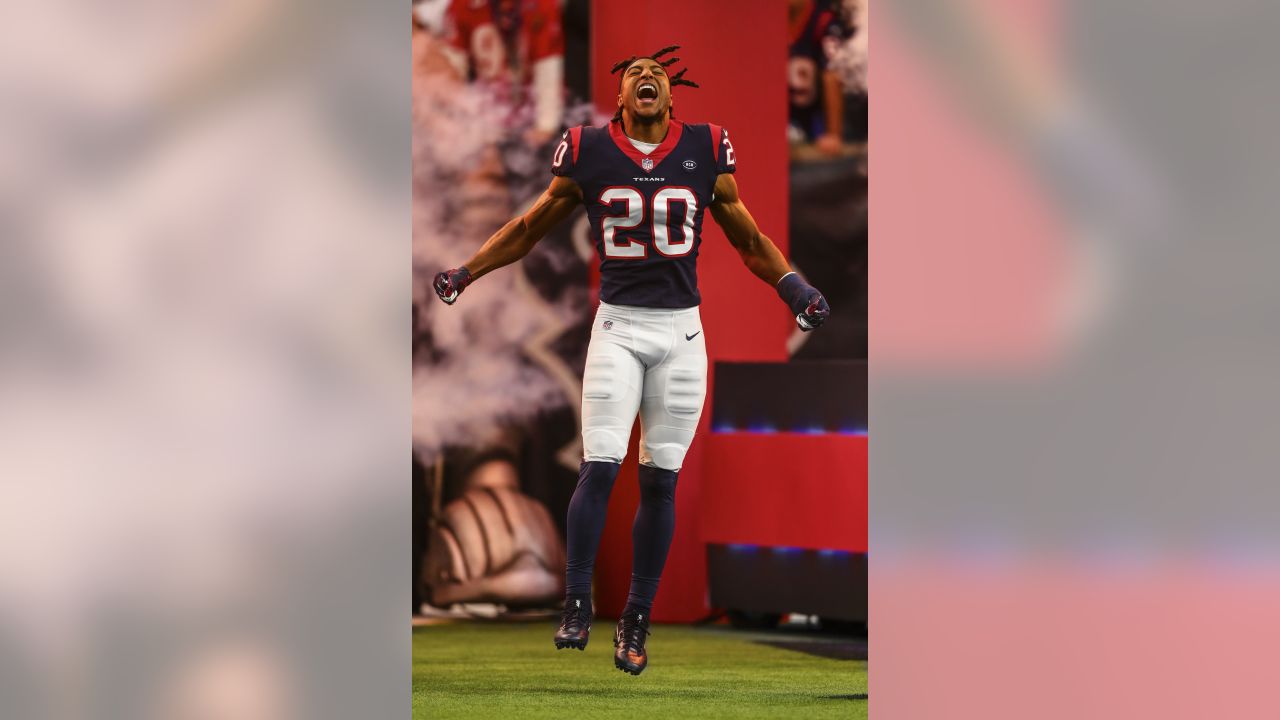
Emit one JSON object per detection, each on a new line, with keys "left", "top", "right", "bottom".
{"left": 413, "top": 622, "right": 867, "bottom": 719}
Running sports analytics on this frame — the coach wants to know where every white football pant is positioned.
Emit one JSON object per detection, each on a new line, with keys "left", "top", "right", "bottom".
{"left": 580, "top": 301, "right": 708, "bottom": 471}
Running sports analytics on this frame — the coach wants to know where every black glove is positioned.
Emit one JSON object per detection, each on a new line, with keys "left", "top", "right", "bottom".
{"left": 776, "top": 272, "right": 830, "bottom": 332}
{"left": 433, "top": 267, "right": 473, "bottom": 305}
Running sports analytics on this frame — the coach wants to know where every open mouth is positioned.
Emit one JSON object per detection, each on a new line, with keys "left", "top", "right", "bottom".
{"left": 637, "top": 83, "right": 659, "bottom": 104}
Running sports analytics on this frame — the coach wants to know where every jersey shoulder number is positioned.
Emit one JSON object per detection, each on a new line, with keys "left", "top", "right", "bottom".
{"left": 706, "top": 123, "right": 737, "bottom": 175}
{"left": 550, "top": 126, "right": 585, "bottom": 177}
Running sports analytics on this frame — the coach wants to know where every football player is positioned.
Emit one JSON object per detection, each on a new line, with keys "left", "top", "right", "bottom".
{"left": 433, "top": 45, "right": 830, "bottom": 675}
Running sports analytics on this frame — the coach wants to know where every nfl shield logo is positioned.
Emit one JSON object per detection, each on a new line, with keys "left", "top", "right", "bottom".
{"left": 641, "top": 157, "right": 654, "bottom": 171}
{"left": 602, "top": 320, "right": 613, "bottom": 330}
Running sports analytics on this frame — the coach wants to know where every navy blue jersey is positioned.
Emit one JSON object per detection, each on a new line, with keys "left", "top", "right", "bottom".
{"left": 551, "top": 119, "right": 737, "bottom": 308}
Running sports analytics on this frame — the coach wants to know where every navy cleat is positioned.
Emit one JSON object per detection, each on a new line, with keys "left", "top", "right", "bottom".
{"left": 613, "top": 610, "right": 651, "bottom": 675}
{"left": 554, "top": 598, "right": 592, "bottom": 650}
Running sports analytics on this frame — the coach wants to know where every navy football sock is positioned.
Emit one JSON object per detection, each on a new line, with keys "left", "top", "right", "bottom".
{"left": 625, "top": 464, "right": 679, "bottom": 613}
{"left": 565, "top": 591, "right": 591, "bottom": 610}
{"left": 621, "top": 603, "right": 650, "bottom": 620}
{"left": 564, "top": 461, "right": 621, "bottom": 598}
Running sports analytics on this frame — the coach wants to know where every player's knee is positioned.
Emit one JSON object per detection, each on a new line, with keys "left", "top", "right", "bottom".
{"left": 643, "top": 447, "right": 684, "bottom": 470}
{"left": 582, "top": 428, "right": 627, "bottom": 464}
{"left": 640, "top": 431, "right": 691, "bottom": 471}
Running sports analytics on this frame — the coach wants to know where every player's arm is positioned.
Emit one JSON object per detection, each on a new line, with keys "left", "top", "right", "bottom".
{"left": 433, "top": 175, "right": 582, "bottom": 304}
{"left": 708, "top": 172, "right": 830, "bottom": 331}
{"left": 708, "top": 173, "right": 790, "bottom": 284}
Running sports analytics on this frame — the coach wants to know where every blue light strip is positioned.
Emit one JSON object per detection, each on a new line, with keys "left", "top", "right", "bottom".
{"left": 710, "top": 426, "right": 868, "bottom": 437}
{"left": 721, "top": 543, "right": 856, "bottom": 557}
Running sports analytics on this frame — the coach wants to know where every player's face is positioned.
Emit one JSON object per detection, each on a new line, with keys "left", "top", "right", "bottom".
{"left": 618, "top": 59, "right": 671, "bottom": 121}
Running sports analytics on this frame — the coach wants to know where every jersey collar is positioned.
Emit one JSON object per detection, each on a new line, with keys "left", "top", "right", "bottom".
{"left": 609, "top": 119, "right": 684, "bottom": 173}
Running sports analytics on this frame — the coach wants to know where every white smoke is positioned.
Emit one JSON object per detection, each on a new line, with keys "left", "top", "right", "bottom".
{"left": 411, "top": 32, "right": 601, "bottom": 464}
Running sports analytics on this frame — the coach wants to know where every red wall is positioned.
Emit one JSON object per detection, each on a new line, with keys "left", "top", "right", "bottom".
{"left": 701, "top": 434, "right": 867, "bottom": 552}
{"left": 589, "top": 0, "right": 791, "bottom": 621}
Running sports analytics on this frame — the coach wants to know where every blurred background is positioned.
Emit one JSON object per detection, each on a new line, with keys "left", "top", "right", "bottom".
{"left": 873, "top": 0, "right": 1280, "bottom": 717}
{"left": 0, "top": 0, "right": 410, "bottom": 718}
{"left": 410, "top": 0, "right": 868, "bottom": 635}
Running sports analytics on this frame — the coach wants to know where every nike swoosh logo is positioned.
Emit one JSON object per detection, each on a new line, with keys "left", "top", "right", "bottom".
{"left": 685, "top": 331, "right": 701, "bottom": 341}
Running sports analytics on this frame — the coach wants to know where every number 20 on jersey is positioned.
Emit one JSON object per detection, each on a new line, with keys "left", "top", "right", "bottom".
{"left": 598, "top": 187, "right": 697, "bottom": 259}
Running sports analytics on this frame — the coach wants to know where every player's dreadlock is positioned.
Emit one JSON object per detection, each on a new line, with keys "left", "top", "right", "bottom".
{"left": 610, "top": 44, "right": 700, "bottom": 122}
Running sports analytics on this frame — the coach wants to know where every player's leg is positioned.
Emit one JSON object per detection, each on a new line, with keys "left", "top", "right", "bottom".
{"left": 569, "top": 323, "right": 644, "bottom": 597}
{"left": 614, "top": 308, "right": 707, "bottom": 674}
{"left": 631, "top": 309, "right": 706, "bottom": 611}
{"left": 556, "top": 309, "right": 643, "bottom": 650}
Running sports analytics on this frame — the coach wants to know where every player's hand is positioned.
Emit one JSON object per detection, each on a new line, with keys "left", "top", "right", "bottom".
{"left": 776, "top": 272, "right": 830, "bottom": 332}
{"left": 795, "top": 294, "right": 830, "bottom": 331}
{"left": 433, "top": 266, "right": 473, "bottom": 305}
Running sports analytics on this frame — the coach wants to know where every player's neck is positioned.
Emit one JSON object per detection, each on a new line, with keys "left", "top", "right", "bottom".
{"left": 622, "top": 113, "right": 670, "bottom": 145}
